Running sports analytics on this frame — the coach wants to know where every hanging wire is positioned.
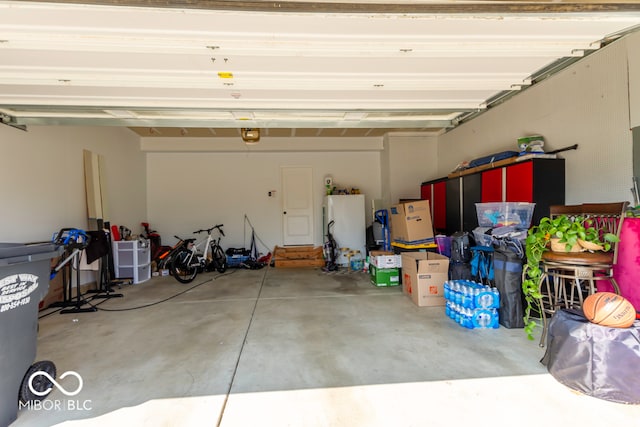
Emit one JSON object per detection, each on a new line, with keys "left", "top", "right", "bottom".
{"left": 243, "top": 214, "right": 272, "bottom": 254}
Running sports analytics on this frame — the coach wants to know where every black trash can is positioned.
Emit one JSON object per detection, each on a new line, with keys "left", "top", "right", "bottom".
{"left": 0, "top": 242, "right": 61, "bottom": 427}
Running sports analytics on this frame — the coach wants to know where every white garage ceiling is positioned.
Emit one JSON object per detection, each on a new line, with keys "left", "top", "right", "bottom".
{"left": 1, "top": 0, "right": 640, "bottom": 138}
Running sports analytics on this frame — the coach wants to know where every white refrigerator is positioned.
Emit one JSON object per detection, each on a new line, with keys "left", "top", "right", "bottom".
{"left": 323, "top": 195, "right": 366, "bottom": 267}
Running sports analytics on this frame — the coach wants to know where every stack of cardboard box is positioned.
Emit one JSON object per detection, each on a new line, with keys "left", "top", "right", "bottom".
{"left": 385, "top": 200, "right": 450, "bottom": 307}
{"left": 368, "top": 250, "right": 402, "bottom": 287}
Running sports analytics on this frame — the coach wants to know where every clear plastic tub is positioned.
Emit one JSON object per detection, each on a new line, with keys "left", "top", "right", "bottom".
{"left": 472, "top": 227, "right": 494, "bottom": 247}
{"left": 475, "top": 202, "right": 535, "bottom": 229}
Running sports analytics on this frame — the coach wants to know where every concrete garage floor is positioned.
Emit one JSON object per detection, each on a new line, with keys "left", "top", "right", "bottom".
{"left": 12, "top": 266, "right": 640, "bottom": 426}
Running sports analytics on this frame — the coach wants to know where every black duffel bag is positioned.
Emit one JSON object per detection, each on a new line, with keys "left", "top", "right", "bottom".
{"left": 492, "top": 240, "right": 525, "bottom": 328}
{"left": 225, "top": 247, "right": 250, "bottom": 257}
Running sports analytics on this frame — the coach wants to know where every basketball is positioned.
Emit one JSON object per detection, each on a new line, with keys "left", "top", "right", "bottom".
{"left": 582, "top": 292, "right": 636, "bottom": 328}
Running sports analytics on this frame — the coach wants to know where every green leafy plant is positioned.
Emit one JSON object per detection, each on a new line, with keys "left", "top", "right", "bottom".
{"left": 522, "top": 215, "right": 619, "bottom": 340}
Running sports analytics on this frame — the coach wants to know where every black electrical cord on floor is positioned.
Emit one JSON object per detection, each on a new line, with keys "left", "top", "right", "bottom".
{"left": 38, "top": 270, "right": 238, "bottom": 317}
{"left": 89, "top": 269, "right": 238, "bottom": 312}
{"left": 216, "top": 264, "right": 271, "bottom": 427}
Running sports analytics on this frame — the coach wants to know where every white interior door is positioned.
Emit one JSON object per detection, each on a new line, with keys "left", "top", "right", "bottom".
{"left": 282, "top": 166, "right": 314, "bottom": 246}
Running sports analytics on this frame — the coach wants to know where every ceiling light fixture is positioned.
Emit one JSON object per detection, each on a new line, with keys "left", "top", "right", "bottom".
{"left": 241, "top": 128, "right": 260, "bottom": 144}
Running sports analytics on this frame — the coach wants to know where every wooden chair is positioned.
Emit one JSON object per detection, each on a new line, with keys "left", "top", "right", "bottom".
{"left": 537, "top": 201, "right": 628, "bottom": 346}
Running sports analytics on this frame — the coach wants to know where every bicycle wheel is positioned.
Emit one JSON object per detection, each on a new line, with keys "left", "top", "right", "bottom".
{"left": 170, "top": 250, "right": 199, "bottom": 283}
{"left": 211, "top": 244, "right": 227, "bottom": 273}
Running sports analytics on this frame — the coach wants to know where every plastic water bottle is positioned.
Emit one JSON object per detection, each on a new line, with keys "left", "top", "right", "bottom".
{"left": 472, "top": 309, "right": 493, "bottom": 329}
{"left": 463, "top": 308, "right": 473, "bottom": 329}
{"left": 491, "top": 309, "right": 500, "bottom": 328}
{"left": 461, "top": 286, "right": 469, "bottom": 308}
{"left": 491, "top": 287, "right": 501, "bottom": 309}
{"left": 472, "top": 288, "right": 480, "bottom": 309}
{"left": 458, "top": 308, "right": 466, "bottom": 328}
{"left": 475, "top": 289, "right": 491, "bottom": 308}
{"left": 458, "top": 306, "right": 466, "bottom": 327}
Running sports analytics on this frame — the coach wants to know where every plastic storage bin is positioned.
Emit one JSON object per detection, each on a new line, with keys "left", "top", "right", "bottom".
{"left": 226, "top": 254, "right": 250, "bottom": 267}
{"left": 475, "top": 202, "right": 535, "bottom": 229}
{"left": 0, "top": 242, "right": 61, "bottom": 426}
{"left": 435, "top": 235, "right": 451, "bottom": 257}
{"left": 471, "top": 227, "right": 494, "bottom": 247}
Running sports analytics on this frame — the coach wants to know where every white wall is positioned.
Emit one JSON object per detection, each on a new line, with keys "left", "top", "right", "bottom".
{"left": 382, "top": 134, "right": 439, "bottom": 206}
{"left": 0, "top": 125, "right": 146, "bottom": 243}
{"left": 628, "top": 31, "right": 640, "bottom": 128}
{"left": 146, "top": 149, "right": 382, "bottom": 252}
{"left": 438, "top": 33, "right": 637, "bottom": 205}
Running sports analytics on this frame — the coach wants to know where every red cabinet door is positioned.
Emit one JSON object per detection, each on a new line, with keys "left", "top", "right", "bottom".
{"left": 506, "top": 161, "right": 534, "bottom": 202}
{"left": 420, "top": 183, "right": 432, "bottom": 203}
{"left": 481, "top": 168, "right": 502, "bottom": 202}
{"left": 433, "top": 181, "right": 447, "bottom": 231}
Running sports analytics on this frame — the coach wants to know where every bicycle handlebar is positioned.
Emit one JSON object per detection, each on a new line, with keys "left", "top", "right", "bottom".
{"left": 193, "top": 224, "right": 224, "bottom": 236}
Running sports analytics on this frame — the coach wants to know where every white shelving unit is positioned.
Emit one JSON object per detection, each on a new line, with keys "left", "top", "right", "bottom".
{"left": 112, "top": 239, "right": 151, "bottom": 284}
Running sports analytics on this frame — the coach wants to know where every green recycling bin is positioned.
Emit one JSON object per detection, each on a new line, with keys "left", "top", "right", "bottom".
{"left": 0, "top": 242, "right": 61, "bottom": 426}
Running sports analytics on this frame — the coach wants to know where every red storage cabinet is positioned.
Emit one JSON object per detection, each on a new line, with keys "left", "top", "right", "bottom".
{"left": 481, "top": 168, "right": 503, "bottom": 203}
{"left": 422, "top": 158, "right": 565, "bottom": 234}
{"left": 505, "top": 161, "right": 534, "bottom": 202}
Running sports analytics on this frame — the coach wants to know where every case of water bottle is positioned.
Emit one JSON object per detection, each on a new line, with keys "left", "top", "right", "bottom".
{"left": 444, "top": 280, "right": 500, "bottom": 329}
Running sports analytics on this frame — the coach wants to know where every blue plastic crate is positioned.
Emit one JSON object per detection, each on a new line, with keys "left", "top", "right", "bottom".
{"left": 226, "top": 255, "right": 250, "bottom": 267}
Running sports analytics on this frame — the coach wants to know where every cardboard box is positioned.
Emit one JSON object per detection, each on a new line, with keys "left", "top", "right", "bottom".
{"left": 390, "top": 200, "right": 434, "bottom": 243}
{"left": 369, "top": 250, "right": 402, "bottom": 269}
{"left": 369, "top": 264, "right": 401, "bottom": 287}
{"left": 401, "top": 252, "right": 449, "bottom": 307}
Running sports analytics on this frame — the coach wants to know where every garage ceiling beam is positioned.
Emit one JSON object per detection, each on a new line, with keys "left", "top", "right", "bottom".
{"left": 5, "top": 115, "right": 456, "bottom": 130}
{"left": 13, "top": 0, "right": 640, "bottom": 13}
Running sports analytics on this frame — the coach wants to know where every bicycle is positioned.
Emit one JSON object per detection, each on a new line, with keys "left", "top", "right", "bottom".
{"left": 170, "top": 224, "right": 228, "bottom": 283}
{"left": 155, "top": 235, "right": 186, "bottom": 271}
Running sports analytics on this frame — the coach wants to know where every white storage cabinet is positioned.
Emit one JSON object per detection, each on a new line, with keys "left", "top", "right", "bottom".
{"left": 112, "top": 239, "right": 151, "bottom": 284}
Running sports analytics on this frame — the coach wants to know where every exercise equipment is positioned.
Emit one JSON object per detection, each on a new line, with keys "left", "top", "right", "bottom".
{"left": 49, "top": 228, "right": 97, "bottom": 314}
